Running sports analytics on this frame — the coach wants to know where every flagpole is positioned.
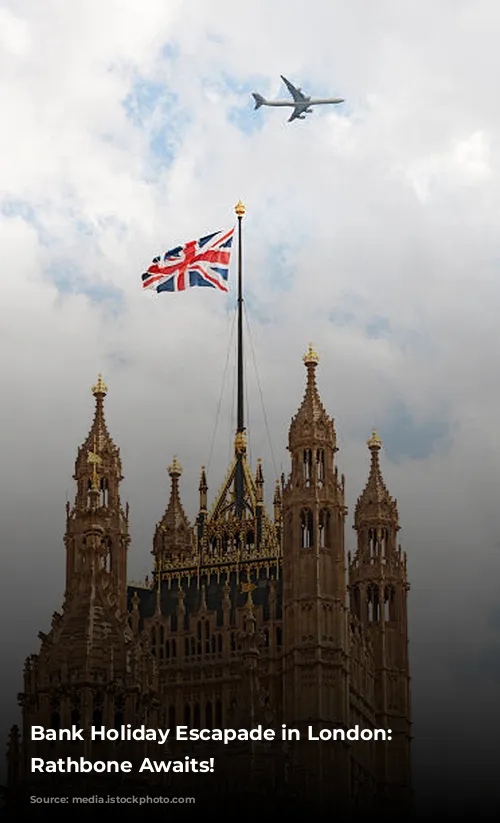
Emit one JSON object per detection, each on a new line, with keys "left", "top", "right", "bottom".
{"left": 234, "top": 199, "right": 246, "bottom": 519}
{"left": 235, "top": 200, "right": 245, "bottom": 435}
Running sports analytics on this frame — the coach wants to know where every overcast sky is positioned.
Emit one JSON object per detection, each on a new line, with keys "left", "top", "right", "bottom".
{"left": 1, "top": 0, "right": 500, "bottom": 806}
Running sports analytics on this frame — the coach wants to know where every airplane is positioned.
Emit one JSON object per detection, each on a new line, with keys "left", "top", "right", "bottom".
{"left": 252, "top": 75, "right": 344, "bottom": 122}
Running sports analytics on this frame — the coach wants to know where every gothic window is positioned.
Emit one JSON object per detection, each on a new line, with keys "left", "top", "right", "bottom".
{"left": 300, "top": 509, "right": 314, "bottom": 548}
{"left": 191, "top": 637, "right": 196, "bottom": 656}
{"left": 303, "top": 450, "right": 312, "bottom": 487}
{"left": 114, "top": 695, "right": 125, "bottom": 729}
{"left": 151, "top": 627, "right": 156, "bottom": 655}
{"left": 351, "top": 585, "right": 361, "bottom": 619}
{"left": 264, "top": 628, "right": 270, "bottom": 647}
{"left": 367, "top": 586, "right": 380, "bottom": 622}
{"left": 276, "top": 626, "right": 282, "bottom": 648}
{"left": 71, "top": 695, "right": 81, "bottom": 727}
{"left": 193, "top": 703, "right": 201, "bottom": 728}
{"left": 184, "top": 638, "right": 189, "bottom": 657}
{"left": 230, "top": 632, "right": 236, "bottom": 652}
{"left": 316, "top": 450, "right": 325, "bottom": 488}
{"left": 206, "top": 702, "right": 213, "bottom": 730}
{"left": 170, "top": 612, "right": 178, "bottom": 632}
{"left": 50, "top": 696, "right": 60, "bottom": 731}
{"left": 318, "top": 509, "right": 331, "bottom": 548}
{"left": 101, "top": 536, "right": 112, "bottom": 572}
{"left": 217, "top": 634, "right": 223, "bottom": 654}
{"left": 197, "top": 622, "right": 202, "bottom": 655}
{"left": 184, "top": 704, "right": 191, "bottom": 727}
{"left": 222, "top": 534, "right": 228, "bottom": 554}
{"left": 210, "top": 635, "right": 215, "bottom": 654}
{"left": 100, "top": 477, "right": 109, "bottom": 507}
{"left": 246, "top": 531, "right": 255, "bottom": 552}
{"left": 87, "top": 478, "right": 92, "bottom": 508}
{"left": 169, "top": 706, "right": 175, "bottom": 727}
{"left": 215, "top": 700, "right": 223, "bottom": 726}
{"left": 166, "top": 641, "right": 170, "bottom": 660}
{"left": 171, "top": 639, "right": 177, "bottom": 658}
{"left": 92, "top": 692, "right": 104, "bottom": 727}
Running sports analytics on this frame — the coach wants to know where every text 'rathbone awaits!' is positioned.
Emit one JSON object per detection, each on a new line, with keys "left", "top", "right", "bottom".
{"left": 31, "top": 724, "right": 391, "bottom": 744}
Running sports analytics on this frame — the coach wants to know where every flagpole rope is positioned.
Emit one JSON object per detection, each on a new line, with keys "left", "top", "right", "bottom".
{"left": 243, "top": 305, "right": 279, "bottom": 483}
{"left": 206, "top": 306, "right": 237, "bottom": 475}
{"left": 245, "top": 347, "right": 251, "bottom": 468}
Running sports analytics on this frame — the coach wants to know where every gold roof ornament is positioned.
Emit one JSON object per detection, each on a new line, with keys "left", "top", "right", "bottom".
{"left": 303, "top": 343, "right": 319, "bottom": 366}
{"left": 234, "top": 430, "right": 247, "bottom": 454}
{"left": 87, "top": 436, "right": 101, "bottom": 490}
{"left": 234, "top": 199, "right": 246, "bottom": 217}
{"left": 92, "top": 373, "right": 107, "bottom": 397}
{"left": 168, "top": 456, "right": 182, "bottom": 478}
{"left": 241, "top": 582, "right": 257, "bottom": 594}
{"left": 367, "top": 430, "right": 383, "bottom": 450}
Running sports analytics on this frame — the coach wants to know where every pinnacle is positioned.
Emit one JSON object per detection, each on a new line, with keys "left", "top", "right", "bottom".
{"left": 288, "top": 346, "right": 336, "bottom": 450}
{"left": 354, "top": 436, "right": 398, "bottom": 529}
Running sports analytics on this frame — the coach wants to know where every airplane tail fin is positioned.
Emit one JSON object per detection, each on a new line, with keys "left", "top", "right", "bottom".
{"left": 252, "top": 92, "right": 265, "bottom": 110}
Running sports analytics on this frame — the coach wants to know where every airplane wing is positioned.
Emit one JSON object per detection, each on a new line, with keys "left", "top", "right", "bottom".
{"left": 288, "top": 107, "right": 304, "bottom": 122}
{"left": 281, "top": 75, "right": 307, "bottom": 102}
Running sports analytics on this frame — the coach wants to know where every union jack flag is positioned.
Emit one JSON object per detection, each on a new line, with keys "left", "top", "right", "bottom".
{"left": 141, "top": 228, "right": 235, "bottom": 293}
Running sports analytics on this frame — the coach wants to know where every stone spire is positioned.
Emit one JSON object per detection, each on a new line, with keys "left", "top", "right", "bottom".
{"left": 288, "top": 344, "right": 337, "bottom": 453}
{"left": 73, "top": 374, "right": 122, "bottom": 510}
{"left": 65, "top": 375, "right": 130, "bottom": 613}
{"left": 153, "top": 457, "right": 193, "bottom": 575}
{"left": 354, "top": 432, "right": 399, "bottom": 531}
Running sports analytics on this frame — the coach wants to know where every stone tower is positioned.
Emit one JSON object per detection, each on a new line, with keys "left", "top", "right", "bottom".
{"left": 12, "top": 376, "right": 161, "bottom": 793}
{"left": 65, "top": 374, "right": 129, "bottom": 614}
{"left": 349, "top": 431, "right": 411, "bottom": 807}
{"left": 281, "top": 345, "right": 350, "bottom": 801}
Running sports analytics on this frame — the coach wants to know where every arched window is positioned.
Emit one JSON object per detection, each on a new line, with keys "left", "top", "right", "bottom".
{"left": 318, "top": 509, "right": 330, "bottom": 548}
{"left": 114, "top": 695, "right": 125, "bottom": 729}
{"left": 351, "top": 585, "right": 361, "bottom": 619}
{"left": 92, "top": 692, "right": 104, "bottom": 728}
{"left": 303, "top": 450, "right": 312, "bottom": 487}
{"left": 71, "top": 695, "right": 81, "bottom": 727}
{"left": 276, "top": 626, "right": 283, "bottom": 648}
{"left": 100, "top": 477, "right": 109, "bottom": 507}
{"left": 193, "top": 703, "right": 201, "bottom": 728}
{"left": 316, "top": 449, "right": 325, "bottom": 487}
{"left": 50, "top": 696, "right": 60, "bottom": 731}
{"left": 184, "top": 704, "right": 191, "bottom": 727}
{"left": 301, "top": 509, "right": 314, "bottom": 548}
{"left": 215, "top": 700, "right": 223, "bottom": 726}
{"left": 169, "top": 706, "right": 176, "bottom": 727}
{"left": 367, "top": 586, "right": 380, "bottom": 622}
{"left": 206, "top": 702, "right": 213, "bottom": 730}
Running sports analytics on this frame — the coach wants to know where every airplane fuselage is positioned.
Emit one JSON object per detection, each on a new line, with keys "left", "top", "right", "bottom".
{"left": 260, "top": 97, "right": 343, "bottom": 106}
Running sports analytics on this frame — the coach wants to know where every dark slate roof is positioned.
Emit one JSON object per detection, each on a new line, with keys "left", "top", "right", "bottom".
{"left": 127, "top": 569, "right": 283, "bottom": 629}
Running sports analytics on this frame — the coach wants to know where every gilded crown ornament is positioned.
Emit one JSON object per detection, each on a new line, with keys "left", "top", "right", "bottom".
{"left": 303, "top": 343, "right": 319, "bottom": 366}
{"left": 234, "top": 199, "right": 246, "bottom": 217}
{"left": 168, "top": 456, "right": 182, "bottom": 477}
{"left": 234, "top": 431, "right": 247, "bottom": 454}
{"left": 92, "top": 374, "right": 107, "bottom": 396}
{"left": 87, "top": 436, "right": 101, "bottom": 490}
{"left": 367, "top": 430, "right": 383, "bottom": 450}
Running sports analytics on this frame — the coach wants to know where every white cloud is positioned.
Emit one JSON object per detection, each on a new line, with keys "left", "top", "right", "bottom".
{"left": 1, "top": 0, "right": 500, "bottom": 795}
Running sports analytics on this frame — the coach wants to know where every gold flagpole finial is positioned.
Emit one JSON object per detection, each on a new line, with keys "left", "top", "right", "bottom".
{"left": 235, "top": 200, "right": 245, "bottom": 217}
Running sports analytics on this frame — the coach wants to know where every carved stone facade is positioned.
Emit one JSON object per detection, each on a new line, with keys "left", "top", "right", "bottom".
{"left": 7, "top": 349, "right": 411, "bottom": 812}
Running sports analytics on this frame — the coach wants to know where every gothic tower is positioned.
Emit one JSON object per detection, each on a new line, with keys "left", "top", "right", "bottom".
{"left": 349, "top": 431, "right": 411, "bottom": 806}
{"left": 282, "top": 345, "right": 349, "bottom": 800}
{"left": 13, "top": 376, "right": 160, "bottom": 790}
{"left": 65, "top": 374, "right": 129, "bottom": 614}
